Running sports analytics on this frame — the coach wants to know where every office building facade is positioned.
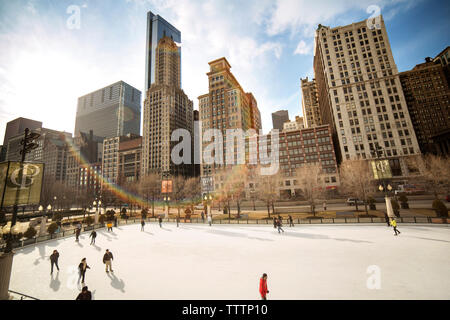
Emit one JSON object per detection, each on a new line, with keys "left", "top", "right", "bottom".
{"left": 271, "top": 110, "right": 289, "bottom": 131}
{"left": 313, "top": 16, "right": 421, "bottom": 178}
{"left": 145, "top": 11, "right": 181, "bottom": 91}
{"left": 141, "top": 36, "right": 194, "bottom": 177}
{"left": 74, "top": 81, "right": 141, "bottom": 140}
{"left": 198, "top": 57, "right": 262, "bottom": 179}
{"left": 399, "top": 58, "right": 450, "bottom": 155}
{"left": 301, "top": 78, "right": 322, "bottom": 128}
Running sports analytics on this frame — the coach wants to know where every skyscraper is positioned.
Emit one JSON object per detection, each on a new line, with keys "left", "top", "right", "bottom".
{"left": 141, "top": 36, "right": 193, "bottom": 177}
{"left": 145, "top": 11, "right": 181, "bottom": 91}
{"left": 1, "top": 117, "right": 42, "bottom": 162}
{"left": 399, "top": 57, "right": 450, "bottom": 155}
{"left": 313, "top": 16, "right": 420, "bottom": 177}
{"left": 272, "top": 110, "right": 289, "bottom": 131}
{"left": 301, "top": 78, "right": 321, "bottom": 128}
{"left": 198, "top": 57, "right": 261, "bottom": 179}
{"left": 74, "top": 81, "right": 141, "bottom": 140}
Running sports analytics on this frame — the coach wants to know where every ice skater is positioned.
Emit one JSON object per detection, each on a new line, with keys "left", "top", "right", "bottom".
{"left": 141, "top": 219, "right": 145, "bottom": 231}
{"left": 176, "top": 216, "right": 180, "bottom": 227}
{"left": 208, "top": 214, "right": 212, "bottom": 226}
{"left": 276, "top": 218, "right": 284, "bottom": 234}
{"left": 158, "top": 216, "right": 163, "bottom": 228}
{"left": 78, "top": 258, "right": 90, "bottom": 284}
{"left": 50, "top": 250, "right": 60, "bottom": 274}
{"left": 201, "top": 211, "right": 205, "bottom": 223}
{"left": 103, "top": 249, "right": 114, "bottom": 273}
{"left": 288, "top": 215, "right": 294, "bottom": 227}
{"left": 259, "top": 273, "right": 269, "bottom": 300}
{"left": 107, "top": 222, "right": 113, "bottom": 232}
{"left": 273, "top": 217, "right": 277, "bottom": 229}
{"left": 390, "top": 218, "right": 401, "bottom": 236}
{"left": 89, "top": 230, "right": 97, "bottom": 245}
{"left": 323, "top": 201, "right": 327, "bottom": 212}
{"left": 76, "top": 286, "right": 92, "bottom": 300}
{"left": 75, "top": 226, "right": 81, "bottom": 242}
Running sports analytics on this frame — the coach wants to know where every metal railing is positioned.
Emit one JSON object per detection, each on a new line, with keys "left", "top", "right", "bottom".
{"left": 8, "top": 290, "right": 39, "bottom": 300}
{"left": 1, "top": 216, "right": 447, "bottom": 252}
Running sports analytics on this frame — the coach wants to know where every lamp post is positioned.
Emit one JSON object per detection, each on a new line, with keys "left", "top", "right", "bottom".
{"left": 379, "top": 183, "right": 394, "bottom": 218}
{"left": 163, "top": 196, "right": 170, "bottom": 219}
{"left": 93, "top": 200, "right": 100, "bottom": 224}
{"left": 203, "top": 194, "right": 212, "bottom": 217}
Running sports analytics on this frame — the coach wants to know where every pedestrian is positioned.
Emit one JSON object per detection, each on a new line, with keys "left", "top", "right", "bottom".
{"left": 384, "top": 212, "right": 390, "bottom": 227}
{"left": 76, "top": 286, "right": 92, "bottom": 300}
{"left": 103, "top": 249, "right": 114, "bottom": 273}
{"left": 176, "top": 216, "right": 180, "bottom": 227}
{"left": 276, "top": 218, "right": 284, "bottom": 234}
{"left": 78, "top": 258, "right": 90, "bottom": 284}
{"left": 75, "top": 227, "right": 81, "bottom": 242}
{"left": 259, "top": 273, "right": 269, "bottom": 300}
{"left": 141, "top": 220, "right": 145, "bottom": 231}
{"left": 208, "top": 214, "right": 212, "bottom": 227}
{"left": 278, "top": 215, "right": 283, "bottom": 224}
{"left": 89, "top": 230, "right": 97, "bottom": 245}
{"left": 323, "top": 201, "right": 327, "bottom": 212}
{"left": 158, "top": 216, "right": 162, "bottom": 228}
{"left": 50, "top": 250, "right": 60, "bottom": 274}
{"left": 390, "top": 218, "right": 401, "bottom": 236}
{"left": 273, "top": 217, "right": 277, "bottom": 229}
{"left": 114, "top": 217, "right": 117, "bottom": 228}
{"left": 288, "top": 215, "right": 294, "bottom": 227}
{"left": 201, "top": 211, "right": 205, "bottom": 223}
{"left": 107, "top": 222, "right": 113, "bottom": 232}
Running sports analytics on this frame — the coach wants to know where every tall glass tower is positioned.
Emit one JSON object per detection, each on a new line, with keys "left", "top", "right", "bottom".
{"left": 145, "top": 11, "right": 181, "bottom": 92}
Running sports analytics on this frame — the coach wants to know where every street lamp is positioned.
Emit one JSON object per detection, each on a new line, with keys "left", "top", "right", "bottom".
{"left": 163, "top": 196, "right": 170, "bottom": 218}
{"left": 379, "top": 183, "right": 394, "bottom": 219}
{"left": 204, "top": 194, "right": 212, "bottom": 216}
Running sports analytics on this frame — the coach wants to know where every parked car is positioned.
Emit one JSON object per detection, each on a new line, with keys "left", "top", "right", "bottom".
{"left": 346, "top": 198, "right": 364, "bottom": 206}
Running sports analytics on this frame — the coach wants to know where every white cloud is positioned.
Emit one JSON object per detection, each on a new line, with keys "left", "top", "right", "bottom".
{"left": 294, "top": 40, "right": 312, "bottom": 55}
{"left": 266, "top": 0, "right": 422, "bottom": 37}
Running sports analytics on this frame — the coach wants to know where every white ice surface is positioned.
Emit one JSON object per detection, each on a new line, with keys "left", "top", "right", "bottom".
{"left": 9, "top": 223, "right": 450, "bottom": 300}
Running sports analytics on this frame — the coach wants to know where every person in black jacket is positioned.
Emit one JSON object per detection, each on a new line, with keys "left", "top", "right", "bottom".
{"left": 141, "top": 220, "right": 145, "bottom": 231}
{"left": 288, "top": 215, "right": 294, "bottom": 227}
{"left": 276, "top": 218, "right": 284, "bottom": 234}
{"left": 103, "top": 249, "right": 114, "bottom": 273}
{"left": 76, "top": 286, "right": 92, "bottom": 300}
{"left": 273, "top": 217, "right": 277, "bottom": 229}
{"left": 89, "top": 230, "right": 97, "bottom": 245}
{"left": 78, "top": 258, "right": 90, "bottom": 284}
{"left": 158, "top": 216, "right": 162, "bottom": 228}
{"left": 50, "top": 250, "right": 60, "bottom": 274}
{"left": 75, "top": 227, "right": 81, "bottom": 242}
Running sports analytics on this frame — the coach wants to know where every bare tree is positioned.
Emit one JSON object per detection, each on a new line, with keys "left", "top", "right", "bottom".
{"left": 339, "top": 160, "right": 375, "bottom": 214}
{"left": 407, "top": 154, "right": 450, "bottom": 199}
{"left": 184, "top": 177, "right": 201, "bottom": 214}
{"left": 138, "top": 173, "right": 161, "bottom": 217}
{"left": 295, "top": 163, "right": 326, "bottom": 216}
{"left": 255, "top": 168, "right": 281, "bottom": 218}
{"left": 171, "top": 176, "right": 187, "bottom": 218}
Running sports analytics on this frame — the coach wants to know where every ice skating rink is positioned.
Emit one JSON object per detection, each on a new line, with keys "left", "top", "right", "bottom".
{"left": 9, "top": 223, "right": 450, "bottom": 300}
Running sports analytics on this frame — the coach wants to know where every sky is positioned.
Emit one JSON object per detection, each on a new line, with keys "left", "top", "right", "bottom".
{"left": 0, "top": 0, "right": 449, "bottom": 143}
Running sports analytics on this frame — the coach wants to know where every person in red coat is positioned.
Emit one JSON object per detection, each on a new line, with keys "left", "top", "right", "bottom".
{"left": 259, "top": 273, "right": 269, "bottom": 300}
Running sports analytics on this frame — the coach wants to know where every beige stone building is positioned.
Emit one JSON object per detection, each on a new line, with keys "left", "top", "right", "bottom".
{"left": 198, "top": 57, "right": 261, "bottom": 179}
{"left": 141, "top": 36, "right": 194, "bottom": 177}
{"left": 301, "top": 78, "right": 322, "bottom": 128}
{"left": 313, "top": 16, "right": 421, "bottom": 178}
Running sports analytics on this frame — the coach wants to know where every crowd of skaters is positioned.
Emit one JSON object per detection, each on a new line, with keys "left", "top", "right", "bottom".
{"left": 44, "top": 208, "right": 402, "bottom": 300}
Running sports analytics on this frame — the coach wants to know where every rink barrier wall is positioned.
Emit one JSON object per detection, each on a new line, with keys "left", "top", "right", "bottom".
{"left": 0, "top": 217, "right": 448, "bottom": 252}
